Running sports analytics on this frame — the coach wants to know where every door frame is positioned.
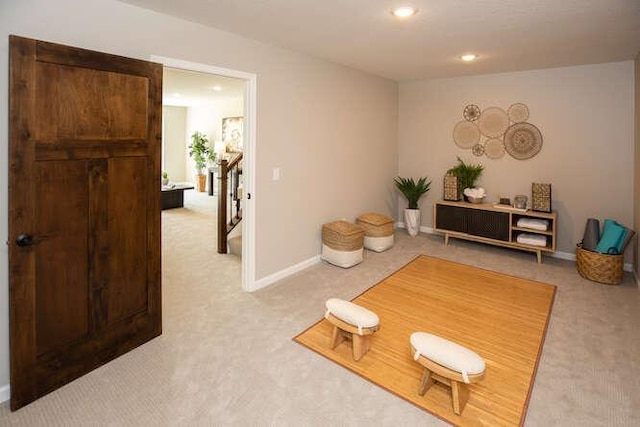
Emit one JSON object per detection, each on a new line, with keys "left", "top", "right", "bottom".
{"left": 151, "top": 56, "right": 257, "bottom": 292}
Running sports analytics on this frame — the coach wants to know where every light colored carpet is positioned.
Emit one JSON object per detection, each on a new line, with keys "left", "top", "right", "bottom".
{"left": 1, "top": 191, "right": 639, "bottom": 426}
{"left": 294, "top": 255, "right": 556, "bottom": 426}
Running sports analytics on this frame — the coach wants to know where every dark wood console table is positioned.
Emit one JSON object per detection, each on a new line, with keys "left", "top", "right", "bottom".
{"left": 161, "top": 184, "right": 194, "bottom": 210}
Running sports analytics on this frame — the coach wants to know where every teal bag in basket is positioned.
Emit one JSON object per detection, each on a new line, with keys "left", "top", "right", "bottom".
{"left": 595, "top": 219, "right": 627, "bottom": 255}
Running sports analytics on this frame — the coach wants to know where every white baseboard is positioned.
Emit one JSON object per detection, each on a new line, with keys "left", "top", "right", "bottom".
{"left": 0, "top": 384, "right": 9, "bottom": 403}
{"left": 248, "top": 255, "right": 322, "bottom": 292}
{"left": 397, "top": 223, "right": 634, "bottom": 272}
{"left": 395, "top": 222, "right": 434, "bottom": 234}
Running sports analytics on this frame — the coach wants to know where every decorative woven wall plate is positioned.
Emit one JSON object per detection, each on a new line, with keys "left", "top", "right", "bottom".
{"left": 508, "top": 103, "right": 529, "bottom": 123}
{"left": 504, "top": 122, "right": 543, "bottom": 160}
{"left": 463, "top": 104, "right": 481, "bottom": 121}
{"left": 531, "top": 183, "right": 552, "bottom": 212}
{"left": 477, "top": 107, "right": 509, "bottom": 138}
{"left": 484, "top": 138, "right": 505, "bottom": 159}
{"left": 453, "top": 120, "right": 480, "bottom": 148}
{"left": 443, "top": 174, "right": 460, "bottom": 201}
{"left": 472, "top": 143, "right": 485, "bottom": 156}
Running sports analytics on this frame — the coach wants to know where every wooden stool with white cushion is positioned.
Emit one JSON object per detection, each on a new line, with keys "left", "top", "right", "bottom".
{"left": 325, "top": 298, "right": 380, "bottom": 361}
{"left": 410, "top": 332, "right": 486, "bottom": 415}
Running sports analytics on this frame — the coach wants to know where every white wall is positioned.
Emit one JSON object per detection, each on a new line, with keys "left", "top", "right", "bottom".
{"left": 398, "top": 62, "right": 635, "bottom": 258}
{"left": 163, "top": 99, "right": 243, "bottom": 184}
{"left": 163, "top": 106, "right": 188, "bottom": 182}
{"left": 187, "top": 98, "right": 243, "bottom": 145}
{"left": 185, "top": 98, "right": 243, "bottom": 182}
{"left": 0, "top": 0, "right": 398, "bottom": 393}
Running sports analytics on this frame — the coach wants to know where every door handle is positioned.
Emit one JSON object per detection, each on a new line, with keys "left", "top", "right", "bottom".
{"left": 15, "top": 234, "right": 35, "bottom": 247}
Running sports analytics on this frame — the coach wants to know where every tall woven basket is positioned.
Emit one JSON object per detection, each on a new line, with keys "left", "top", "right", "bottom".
{"left": 575, "top": 246, "right": 623, "bottom": 285}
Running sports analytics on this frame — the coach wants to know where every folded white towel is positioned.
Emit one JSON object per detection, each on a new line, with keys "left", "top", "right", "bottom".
{"left": 516, "top": 218, "right": 549, "bottom": 231}
{"left": 516, "top": 233, "right": 547, "bottom": 247}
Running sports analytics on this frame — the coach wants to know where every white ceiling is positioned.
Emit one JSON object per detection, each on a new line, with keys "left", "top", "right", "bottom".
{"left": 163, "top": 67, "right": 245, "bottom": 106}
{"left": 127, "top": 0, "right": 640, "bottom": 81}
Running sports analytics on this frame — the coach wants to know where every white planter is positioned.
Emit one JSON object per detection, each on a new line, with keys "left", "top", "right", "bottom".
{"left": 404, "top": 209, "right": 421, "bottom": 237}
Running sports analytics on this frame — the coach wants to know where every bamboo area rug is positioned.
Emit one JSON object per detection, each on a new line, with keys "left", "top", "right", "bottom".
{"left": 294, "top": 255, "right": 556, "bottom": 426}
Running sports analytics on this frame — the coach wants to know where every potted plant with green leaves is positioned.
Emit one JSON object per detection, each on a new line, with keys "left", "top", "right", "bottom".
{"left": 188, "top": 131, "right": 216, "bottom": 192}
{"left": 161, "top": 171, "right": 169, "bottom": 186}
{"left": 446, "top": 157, "right": 484, "bottom": 201}
{"left": 394, "top": 176, "right": 431, "bottom": 236}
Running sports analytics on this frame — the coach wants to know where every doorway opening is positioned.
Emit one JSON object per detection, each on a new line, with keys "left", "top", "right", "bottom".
{"left": 153, "top": 56, "right": 257, "bottom": 291}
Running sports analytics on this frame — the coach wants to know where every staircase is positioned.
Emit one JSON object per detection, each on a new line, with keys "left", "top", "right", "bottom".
{"left": 228, "top": 235, "right": 242, "bottom": 257}
{"left": 217, "top": 153, "right": 243, "bottom": 254}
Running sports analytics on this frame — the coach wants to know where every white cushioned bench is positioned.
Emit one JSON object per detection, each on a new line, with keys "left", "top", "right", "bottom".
{"left": 410, "top": 332, "right": 486, "bottom": 415}
{"left": 325, "top": 298, "right": 380, "bottom": 361}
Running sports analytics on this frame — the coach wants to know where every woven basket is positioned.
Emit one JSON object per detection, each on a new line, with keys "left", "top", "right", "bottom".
{"left": 356, "top": 213, "right": 394, "bottom": 238}
{"left": 575, "top": 246, "right": 623, "bottom": 285}
{"left": 322, "top": 220, "right": 364, "bottom": 251}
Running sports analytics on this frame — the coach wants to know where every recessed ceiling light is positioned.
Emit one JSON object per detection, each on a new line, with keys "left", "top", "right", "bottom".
{"left": 211, "top": 85, "right": 222, "bottom": 92}
{"left": 391, "top": 6, "right": 418, "bottom": 18}
{"left": 460, "top": 54, "right": 478, "bottom": 62}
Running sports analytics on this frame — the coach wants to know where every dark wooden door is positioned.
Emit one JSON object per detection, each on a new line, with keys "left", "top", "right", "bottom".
{"left": 8, "top": 35, "right": 162, "bottom": 410}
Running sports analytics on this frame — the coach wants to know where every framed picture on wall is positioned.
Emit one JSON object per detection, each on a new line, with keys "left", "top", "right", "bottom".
{"left": 222, "top": 116, "right": 244, "bottom": 153}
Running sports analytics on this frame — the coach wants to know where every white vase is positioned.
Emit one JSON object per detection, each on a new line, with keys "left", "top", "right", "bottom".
{"left": 404, "top": 209, "right": 421, "bottom": 237}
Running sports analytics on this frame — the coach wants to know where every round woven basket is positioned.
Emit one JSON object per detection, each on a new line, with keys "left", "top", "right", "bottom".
{"left": 322, "top": 221, "right": 364, "bottom": 251}
{"left": 356, "top": 213, "right": 394, "bottom": 238}
{"left": 575, "top": 246, "right": 623, "bottom": 285}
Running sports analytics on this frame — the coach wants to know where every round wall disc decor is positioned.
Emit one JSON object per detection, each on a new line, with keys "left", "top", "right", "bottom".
{"left": 472, "top": 143, "right": 485, "bottom": 156}
{"left": 477, "top": 107, "right": 509, "bottom": 138}
{"left": 453, "top": 120, "right": 480, "bottom": 148}
{"left": 508, "top": 103, "right": 529, "bottom": 123}
{"left": 504, "top": 122, "right": 543, "bottom": 160}
{"left": 484, "top": 138, "right": 505, "bottom": 159}
{"left": 463, "top": 104, "right": 480, "bottom": 121}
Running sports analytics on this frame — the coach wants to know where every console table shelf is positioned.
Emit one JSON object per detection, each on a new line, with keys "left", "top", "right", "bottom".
{"left": 434, "top": 201, "right": 557, "bottom": 263}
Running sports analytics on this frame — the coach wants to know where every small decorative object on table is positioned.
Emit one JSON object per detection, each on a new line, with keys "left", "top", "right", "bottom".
{"left": 531, "top": 183, "right": 552, "bottom": 212}
{"left": 443, "top": 174, "right": 460, "bottom": 201}
{"left": 463, "top": 187, "right": 486, "bottom": 204}
{"left": 161, "top": 171, "right": 169, "bottom": 186}
{"left": 513, "top": 195, "right": 528, "bottom": 210}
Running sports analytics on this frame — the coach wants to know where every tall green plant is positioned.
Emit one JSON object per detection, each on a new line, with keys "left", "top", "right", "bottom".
{"left": 447, "top": 157, "right": 484, "bottom": 193}
{"left": 394, "top": 176, "right": 431, "bottom": 209}
{"left": 188, "top": 131, "right": 216, "bottom": 174}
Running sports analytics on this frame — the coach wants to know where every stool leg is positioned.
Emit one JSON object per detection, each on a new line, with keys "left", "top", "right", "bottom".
{"left": 352, "top": 334, "right": 370, "bottom": 361}
{"left": 330, "top": 326, "right": 346, "bottom": 349}
{"left": 418, "top": 369, "right": 435, "bottom": 396}
{"left": 451, "top": 380, "right": 470, "bottom": 415}
{"left": 364, "top": 334, "right": 372, "bottom": 354}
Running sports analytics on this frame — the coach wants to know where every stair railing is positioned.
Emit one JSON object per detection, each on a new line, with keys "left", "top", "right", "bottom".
{"left": 217, "top": 153, "right": 243, "bottom": 253}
